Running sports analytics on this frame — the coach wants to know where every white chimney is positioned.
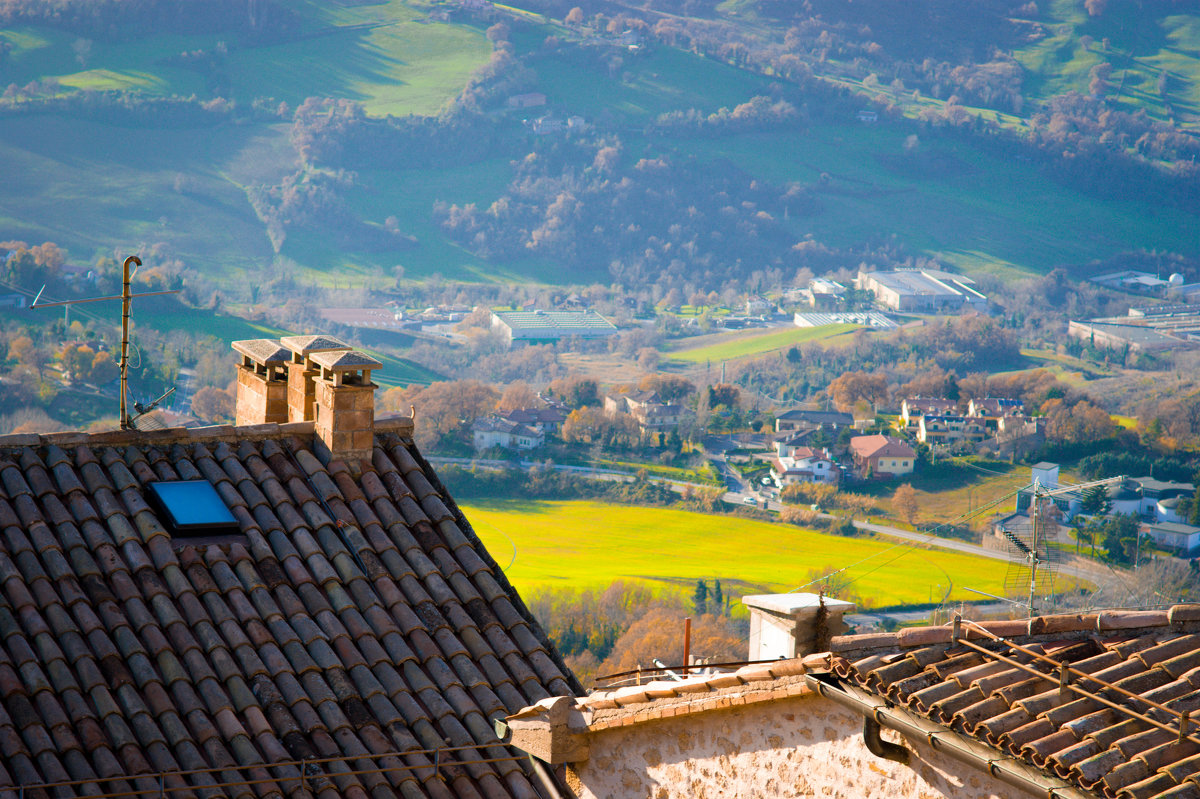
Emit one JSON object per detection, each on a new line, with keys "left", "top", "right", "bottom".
{"left": 742, "top": 593, "right": 856, "bottom": 660}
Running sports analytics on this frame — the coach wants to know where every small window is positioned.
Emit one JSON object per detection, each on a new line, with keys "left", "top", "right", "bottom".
{"left": 146, "top": 480, "right": 239, "bottom": 537}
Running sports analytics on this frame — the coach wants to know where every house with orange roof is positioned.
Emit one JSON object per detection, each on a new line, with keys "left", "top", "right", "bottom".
{"left": 848, "top": 434, "right": 916, "bottom": 479}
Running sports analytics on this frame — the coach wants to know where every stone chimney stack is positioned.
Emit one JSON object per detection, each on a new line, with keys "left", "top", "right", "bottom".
{"left": 279, "top": 335, "right": 352, "bottom": 423}
{"left": 742, "top": 593, "right": 856, "bottom": 660}
{"left": 309, "top": 348, "right": 382, "bottom": 464}
{"left": 231, "top": 339, "right": 291, "bottom": 426}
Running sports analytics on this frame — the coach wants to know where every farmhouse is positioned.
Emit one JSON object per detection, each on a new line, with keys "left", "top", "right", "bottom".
{"left": 604, "top": 390, "right": 685, "bottom": 432}
{"left": 0, "top": 333, "right": 579, "bottom": 798}
{"left": 472, "top": 415, "right": 545, "bottom": 450}
{"left": 491, "top": 309, "right": 617, "bottom": 346}
{"left": 501, "top": 406, "right": 568, "bottom": 435}
{"left": 856, "top": 269, "right": 987, "bottom": 313}
{"left": 503, "top": 594, "right": 1200, "bottom": 799}
{"left": 848, "top": 434, "right": 915, "bottom": 479}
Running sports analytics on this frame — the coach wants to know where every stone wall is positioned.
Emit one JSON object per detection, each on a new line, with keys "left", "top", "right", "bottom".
{"left": 566, "top": 692, "right": 1021, "bottom": 799}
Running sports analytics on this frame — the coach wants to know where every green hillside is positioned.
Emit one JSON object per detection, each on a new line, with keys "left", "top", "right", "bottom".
{"left": 0, "top": 0, "right": 1195, "bottom": 292}
{"left": 0, "top": 0, "right": 492, "bottom": 116}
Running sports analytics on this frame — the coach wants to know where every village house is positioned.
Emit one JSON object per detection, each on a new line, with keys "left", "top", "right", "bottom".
{"left": 967, "top": 396, "right": 1025, "bottom": 425}
{"left": 744, "top": 295, "right": 771, "bottom": 316}
{"left": 604, "top": 389, "right": 684, "bottom": 432}
{"left": 768, "top": 446, "right": 839, "bottom": 487}
{"left": 471, "top": 416, "right": 545, "bottom": 450}
{"left": 917, "top": 414, "right": 987, "bottom": 447}
{"left": 501, "top": 407, "right": 568, "bottom": 436}
{"left": 848, "top": 434, "right": 916, "bottom": 479}
{"left": 1140, "top": 520, "right": 1200, "bottom": 557}
{"left": 502, "top": 593, "right": 1200, "bottom": 799}
{"left": 0, "top": 333, "right": 580, "bottom": 798}
{"left": 900, "top": 396, "right": 958, "bottom": 428}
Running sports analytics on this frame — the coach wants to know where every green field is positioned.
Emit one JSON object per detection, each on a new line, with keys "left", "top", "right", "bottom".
{"left": 666, "top": 323, "right": 858, "bottom": 364}
{"left": 1014, "top": 0, "right": 1200, "bottom": 129}
{"left": 672, "top": 123, "right": 1199, "bottom": 279}
{"left": 0, "top": 0, "right": 492, "bottom": 118}
{"left": 462, "top": 499, "right": 1019, "bottom": 608}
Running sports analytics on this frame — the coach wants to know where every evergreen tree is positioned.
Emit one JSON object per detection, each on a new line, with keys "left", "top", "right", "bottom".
{"left": 692, "top": 580, "right": 708, "bottom": 616}
{"left": 712, "top": 580, "right": 724, "bottom": 615}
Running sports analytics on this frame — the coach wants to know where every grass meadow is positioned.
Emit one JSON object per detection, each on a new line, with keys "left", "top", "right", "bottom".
{"left": 672, "top": 123, "right": 1199, "bottom": 279}
{"left": 665, "top": 323, "right": 858, "bottom": 364}
{"left": 462, "top": 499, "right": 1022, "bottom": 609}
{"left": 0, "top": 0, "right": 492, "bottom": 117}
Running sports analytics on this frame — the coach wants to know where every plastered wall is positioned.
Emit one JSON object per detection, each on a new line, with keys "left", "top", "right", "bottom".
{"left": 566, "top": 693, "right": 1023, "bottom": 799}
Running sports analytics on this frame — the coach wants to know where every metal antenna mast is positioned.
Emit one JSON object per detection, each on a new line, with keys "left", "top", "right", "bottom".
{"left": 32, "top": 255, "right": 180, "bottom": 429}
{"left": 1020, "top": 474, "right": 1125, "bottom": 617}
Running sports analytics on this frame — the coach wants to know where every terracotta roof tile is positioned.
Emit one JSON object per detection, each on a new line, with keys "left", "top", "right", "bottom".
{"left": 0, "top": 421, "right": 574, "bottom": 798}
{"left": 804, "top": 611, "right": 1200, "bottom": 799}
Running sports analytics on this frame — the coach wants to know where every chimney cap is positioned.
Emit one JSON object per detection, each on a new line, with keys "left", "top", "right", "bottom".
{"left": 310, "top": 349, "right": 384, "bottom": 372}
{"left": 280, "top": 334, "right": 352, "bottom": 356}
{"left": 231, "top": 338, "right": 290, "bottom": 364}
{"left": 742, "top": 593, "right": 856, "bottom": 615}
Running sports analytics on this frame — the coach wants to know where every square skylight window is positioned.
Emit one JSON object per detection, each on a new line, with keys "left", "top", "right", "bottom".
{"left": 146, "top": 480, "right": 239, "bottom": 537}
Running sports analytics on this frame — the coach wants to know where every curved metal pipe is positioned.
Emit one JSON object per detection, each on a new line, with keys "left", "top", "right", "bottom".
{"left": 863, "top": 715, "right": 909, "bottom": 764}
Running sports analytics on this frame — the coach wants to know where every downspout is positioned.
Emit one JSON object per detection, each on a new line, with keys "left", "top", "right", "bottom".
{"left": 805, "top": 673, "right": 1093, "bottom": 799}
{"left": 862, "top": 716, "right": 909, "bottom": 764}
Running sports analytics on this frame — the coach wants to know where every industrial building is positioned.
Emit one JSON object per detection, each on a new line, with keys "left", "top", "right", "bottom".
{"left": 491, "top": 309, "right": 618, "bottom": 345}
{"left": 855, "top": 269, "right": 987, "bottom": 313}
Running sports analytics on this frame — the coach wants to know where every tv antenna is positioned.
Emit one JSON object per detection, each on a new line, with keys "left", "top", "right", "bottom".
{"left": 997, "top": 475, "right": 1125, "bottom": 617}
{"left": 32, "top": 255, "right": 180, "bottom": 429}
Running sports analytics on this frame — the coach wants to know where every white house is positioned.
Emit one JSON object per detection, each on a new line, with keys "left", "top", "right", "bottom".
{"left": 770, "top": 447, "right": 839, "bottom": 487}
{"left": 471, "top": 416, "right": 544, "bottom": 450}
{"left": 1141, "top": 521, "right": 1200, "bottom": 557}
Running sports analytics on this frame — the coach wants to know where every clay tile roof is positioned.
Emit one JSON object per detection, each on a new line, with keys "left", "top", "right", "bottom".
{"left": 278, "top": 335, "right": 352, "bottom": 356}
{"left": 849, "top": 434, "right": 916, "bottom": 459}
{"left": 0, "top": 420, "right": 579, "bottom": 798}
{"left": 825, "top": 610, "right": 1200, "bottom": 799}
{"left": 231, "top": 339, "right": 290, "bottom": 365}
{"left": 309, "top": 350, "right": 384, "bottom": 372}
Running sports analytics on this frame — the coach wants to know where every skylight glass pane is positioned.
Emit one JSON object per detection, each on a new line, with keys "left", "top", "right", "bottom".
{"left": 146, "top": 480, "right": 239, "bottom": 535}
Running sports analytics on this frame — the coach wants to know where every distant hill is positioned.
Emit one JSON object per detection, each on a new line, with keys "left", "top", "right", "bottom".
{"left": 0, "top": 0, "right": 1195, "bottom": 295}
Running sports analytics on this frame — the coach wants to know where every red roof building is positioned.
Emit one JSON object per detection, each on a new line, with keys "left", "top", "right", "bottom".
{"left": 848, "top": 434, "right": 916, "bottom": 479}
